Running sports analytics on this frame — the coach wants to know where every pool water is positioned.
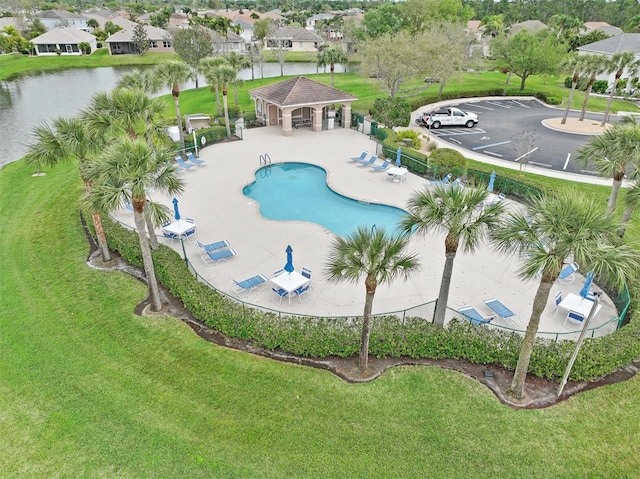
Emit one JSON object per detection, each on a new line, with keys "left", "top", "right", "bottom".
{"left": 242, "top": 163, "right": 407, "bottom": 237}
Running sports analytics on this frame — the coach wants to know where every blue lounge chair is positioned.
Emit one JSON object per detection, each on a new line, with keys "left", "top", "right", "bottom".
{"left": 459, "top": 306, "right": 494, "bottom": 325}
{"left": 558, "top": 262, "right": 579, "bottom": 284}
{"left": 230, "top": 274, "right": 268, "bottom": 297}
{"left": 176, "top": 155, "right": 194, "bottom": 170}
{"left": 483, "top": 298, "right": 518, "bottom": 325}
{"left": 197, "top": 240, "right": 230, "bottom": 252}
{"left": 186, "top": 152, "right": 205, "bottom": 165}
{"left": 445, "top": 177, "right": 463, "bottom": 189}
{"left": 348, "top": 150, "right": 368, "bottom": 163}
{"left": 201, "top": 247, "right": 236, "bottom": 265}
{"left": 358, "top": 155, "right": 378, "bottom": 167}
{"left": 428, "top": 173, "right": 452, "bottom": 187}
{"left": 371, "top": 159, "right": 391, "bottom": 172}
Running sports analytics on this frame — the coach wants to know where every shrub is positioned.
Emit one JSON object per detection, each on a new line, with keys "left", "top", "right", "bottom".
{"left": 545, "top": 96, "right": 562, "bottom": 105}
{"left": 396, "top": 129, "right": 421, "bottom": 149}
{"left": 593, "top": 80, "right": 608, "bottom": 94}
{"left": 428, "top": 148, "right": 466, "bottom": 168}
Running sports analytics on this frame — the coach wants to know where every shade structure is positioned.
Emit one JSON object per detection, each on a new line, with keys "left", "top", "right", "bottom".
{"left": 172, "top": 197, "right": 181, "bottom": 220}
{"left": 396, "top": 147, "right": 402, "bottom": 167}
{"left": 284, "top": 245, "right": 295, "bottom": 273}
{"left": 487, "top": 171, "right": 496, "bottom": 192}
{"left": 579, "top": 270, "right": 594, "bottom": 298}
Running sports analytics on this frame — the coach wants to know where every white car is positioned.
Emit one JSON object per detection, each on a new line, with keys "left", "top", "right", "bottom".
{"left": 416, "top": 107, "right": 478, "bottom": 129}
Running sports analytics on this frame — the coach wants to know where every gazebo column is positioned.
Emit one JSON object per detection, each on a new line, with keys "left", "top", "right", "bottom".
{"left": 343, "top": 104, "right": 352, "bottom": 128}
{"left": 312, "top": 106, "right": 323, "bottom": 132}
{"left": 282, "top": 107, "right": 293, "bottom": 136}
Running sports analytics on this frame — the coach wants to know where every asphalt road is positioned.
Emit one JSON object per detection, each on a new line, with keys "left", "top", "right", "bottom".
{"left": 415, "top": 98, "right": 615, "bottom": 175}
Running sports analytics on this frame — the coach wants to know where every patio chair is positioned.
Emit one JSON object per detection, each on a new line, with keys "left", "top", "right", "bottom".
{"left": 427, "top": 173, "right": 452, "bottom": 187}
{"left": 370, "top": 159, "right": 391, "bottom": 172}
{"left": 293, "top": 284, "right": 310, "bottom": 303}
{"left": 271, "top": 287, "right": 289, "bottom": 305}
{"left": 458, "top": 306, "right": 494, "bottom": 326}
{"left": 186, "top": 151, "right": 205, "bottom": 165}
{"left": 301, "top": 267, "right": 312, "bottom": 279}
{"left": 175, "top": 155, "right": 194, "bottom": 170}
{"left": 161, "top": 221, "right": 177, "bottom": 241}
{"left": 558, "top": 262, "right": 579, "bottom": 284}
{"left": 564, "top": 310, "right": 585, "bottom": 329}
{"left": 201, "top": 247, "right": 237, "bottom": 265}
{"left": 552, "top": 291, "right": 563, "bottom": 317}
{"left": 483, "top": 298, "right": 519, "bottom": 325}
{"left": 230, "top": 274, "right": 268, "bottom": 298}
{"left": 348, "top": 150, "right": 369, "bottom": 163}
{"left": 196, "top": 240, "right": 230, "bottom": 252}
{"left": 273, "top": 269, "right": 285, "bottom": 277}
{"left": 358, "top": 155, "right": 378, "bottom": 167}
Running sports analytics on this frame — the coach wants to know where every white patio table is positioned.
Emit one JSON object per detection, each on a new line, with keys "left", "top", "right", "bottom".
{"left": 555, "top": 292, "right": 602, "bottom": 320}
{"left": 162, "top": 219, "right": 196, "bottom": 238}
{"left": 386, "top": 167, "right": 408, "bottom": 182}
{"left": 271, "top": 271, "right": 310, "bottom": 305}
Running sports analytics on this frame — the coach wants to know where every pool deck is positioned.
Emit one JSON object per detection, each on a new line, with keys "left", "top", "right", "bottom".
{"left": 113, "top": 126, "right": 619, "bottom": 340}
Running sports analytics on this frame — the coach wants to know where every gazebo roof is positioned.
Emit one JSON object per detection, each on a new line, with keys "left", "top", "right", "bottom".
{"left": 249, "top": 76, "right": 357, "bottom": 107}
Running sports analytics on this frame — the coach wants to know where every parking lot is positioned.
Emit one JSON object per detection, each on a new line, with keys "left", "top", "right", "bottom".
{"left": 413, "top": 98, "right": 614, "bottom": 175}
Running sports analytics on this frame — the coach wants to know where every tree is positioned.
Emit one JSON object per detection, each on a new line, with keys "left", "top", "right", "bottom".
{"left": 223, "top": 51, "right": 251, "bottom": 106}
{"left": 104, "top": 21, "right": 120, "bottom": 36}
{"left": 490, "top": 190, "right": 640, "bottom": 399}
{"left": 117, "top": 68, "right": 159, "bottom": 94}
{"left": 245, "top": 41, "right": 264, "bottom": 81}
{"left": 87, "top": 18, "right": 99, "bottom": 29}
{"left": 577, "top": 54, "right": 608, "bottom": 121}
{"left": 253, "top": 18, "right": 272, "bottom": 41}
{"left": 132, "top": 23, "right": 149, "bottom": 55}
{"left": 361, "top": 2, "right": 403, "bottom": 39}
{"left": 372, "top": 96, "right": 411, "bottom": 129}
{"left": 84, "top": 139, "right": 184, "bottom": 312}
{"left": 316, "top": 45, "right": 347, "bottom": 87}
{"left": 423, "top": 22, "right": 472, "bottom": 94}
{"left": 325, "top": 226, "right": 419, "bottom": 371}
{"left": 576, "top": 118, "right": 640, "bottom": 215}
{"left": 266, "top": 23, "right": 289, "bottom": 77}
{"left": 490, "top": 29, "right": 566, "bottom": 90}
{"left": 25, "top": 117, "right": 112, "bottom": 263}
{"left": 401, "top": 185, "right": 505, "bottom": 326}
{"left": 202, "top": 63, "right": 236, "bottom": 138}
{"left": 78, "top": 41, "right": 91, "bottom": 55}
{"left": 480, "top": 14, "right": 504, "bottom": 37}
{"left": 601, "top": 51, "right": 640, "bottom": 126}
{"left": 200, "top": 56, "right": 228, "bottom": 116}
{"left": 153, "top": 61, "right": 195, "bottom": 151}
{"left": 558, "top": 53, "right": 586, "bottom": 124}
{"left": 170, "top": 27, "right": 214, "bottom": 88}
{"left": 619, "top": 180, "right": 640, "bottom": 237}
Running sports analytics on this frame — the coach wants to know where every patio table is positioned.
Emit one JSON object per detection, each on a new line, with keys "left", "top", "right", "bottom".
{"left": 555, "top": 293, "right": 602, "bottom": 320}
{"left": 271, "top": 271, "right": 310, "bottom": 305}
{"left": 162, "top": 219, "right": 196, "bottom": 238}
{"left": 386, "top": 167, "right": 408, "bottom": 182}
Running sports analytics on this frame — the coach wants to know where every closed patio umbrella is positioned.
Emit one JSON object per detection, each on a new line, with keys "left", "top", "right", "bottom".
{"left": 284, "top": 245, "right": 295, "bottom": 273}
{"left": 396, "top": 147, "right": 402, "bottom": 167}
{"left": 487, "top": 171, "right": 496, "bottom": 192}
{"left": 172, "top": 197, "right": 181, "bottom": 220}
{"left": 580, "top": 270, "right": 595, "bottom": 299}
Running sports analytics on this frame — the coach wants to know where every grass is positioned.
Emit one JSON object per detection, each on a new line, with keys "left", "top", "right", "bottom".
{"left": 2, "top": 126, "right": 640, "bottom": 478}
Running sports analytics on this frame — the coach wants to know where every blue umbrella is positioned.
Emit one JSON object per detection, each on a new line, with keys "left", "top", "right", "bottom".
{"left": 172, "top": 197, "right": 181, "bottom": 220}
{"left": 580, "top": 270, "right": 594, "bottom": 299}
{"left": 396, "top": 147, "right": 402, "bottom": 167}
{"left": 284, "top": 245, "right": 294, "bottom": 273}
{"left": 487, "top": 171, "right": 496, "bottom": 192}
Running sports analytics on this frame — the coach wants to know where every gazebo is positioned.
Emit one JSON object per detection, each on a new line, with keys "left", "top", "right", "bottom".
{"left": 248, "top": 76, "right": 358, "bottom": 136}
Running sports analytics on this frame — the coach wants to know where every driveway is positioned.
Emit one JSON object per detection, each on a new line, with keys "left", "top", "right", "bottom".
{"left": 412, "top": 98, "right": 615, "bottom": 175}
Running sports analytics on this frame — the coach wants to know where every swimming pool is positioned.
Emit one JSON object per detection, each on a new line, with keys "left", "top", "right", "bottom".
{"left": 242, "top": 163, "right": 408, "bottom": 237}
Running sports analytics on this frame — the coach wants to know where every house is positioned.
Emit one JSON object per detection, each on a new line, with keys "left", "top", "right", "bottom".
{"left": 105, "top": 23, "right": 173, "bottom": 55}
{"left": 199, "top": 9, "right": 285, "bottom": 42}
{"left": 208, "top": 29, "right": 245, "bottom": 54}
{"left": 507, "top": 20, "right": 548, "bottom": 36}
{"left": 249, "top": 76, "right": 357, "bottom": 136}
{"left": 583, "top": 22, "right": 623, "bottom": 37}
{"left": 264, "top": 27, "right": 323, "bottom": 52}
{"left": 36, "top": 9, "right": 89, "bottom": 31}
{"left": 578, "top": 34, "right": 640, "bottom": 87}
{"left": 31, "top": 27, "right": 97, "bottom": 55}
{"left": 306, "top": 13, "right": 334, "bottom": 31}
{"left": 168, "top": 13, "right": 190, "bottom": 29}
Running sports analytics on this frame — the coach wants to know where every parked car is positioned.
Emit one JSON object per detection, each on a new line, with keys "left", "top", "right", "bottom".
{"left": 415, "top": 107, "right": 478, "bottom": 129}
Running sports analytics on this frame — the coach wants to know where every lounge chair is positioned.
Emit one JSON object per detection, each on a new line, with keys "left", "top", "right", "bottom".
{"left": 358, "top": 155, "right": 377, "bottom": 167}
{"left": 427, "top": 173, "right": 452, "bottom": 187}
{"left": 445, "top": 177, "right": 463, "bottom": 189}
{"left": 371, "top": 159, "right": 391, "bottom": 172}
{"left": 348, "top": 150, "right": 368, "bottom": 163}
{"left": 483, "top": 298, "right": 519, "bottom": 325}
{"left": 558, "top": 262, "right": 579, "bottom": 284}
{"left": 186, "top": 152, "right": 205, "bottom": 165}
{"left": 230, "top": 274, "right": 268, "bottom": 297}
{"left": 201, "top": 247, "right": 237, "bottom": 265}
{"left": 197, "top": 240, "right": 230, "bottom": 252}
{"left": 175, "top": 155, "right": 194, "bottom": 170}
{"left": 458, "top": 306, "right": 494, "bottom": 326}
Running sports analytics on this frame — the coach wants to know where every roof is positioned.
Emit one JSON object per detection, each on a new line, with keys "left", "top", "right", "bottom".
{"left": 37, "top": 9, "right": 86, "bottom": 20}
{"left": 249, "top": 76, "right": 357, "bottom": 107}
{"left": 200, "top": 9, "right": 283, "bottom": 26}
{"left": 208, "top": 29, "right": 244, "bottom": 43}
{"left": 583, "top": 21, "right": 623, "bottom": 37}
{"left": 577, "top": 33, "right": 640, "bottom": 55}
{"left": 268, "top": 26, "right": 323, "bottom": 42}
{"left": 106, "top": 23, "right": 170, "bottom": 42}
{"left": 467, "top": 20, "right": 482, "bottom": 32}
{"left": 31, "top": 26, "right": 96, "bottom": 44}
{"left": 0, "top": 17, "right": 18, "bottom": 29}
{"left": 508, "top": 20, "right": 547, "bottom": 35}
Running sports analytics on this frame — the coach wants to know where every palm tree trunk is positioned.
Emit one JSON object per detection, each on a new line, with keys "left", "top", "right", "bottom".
{"left": 330, "top": 64, "right": 335, "bottom": 87}
{"left": 223, "top": 88, "right": 231, "bottom": 139}
{"left": 360, "top": 288, "right": 375, "bottom": 371}
{"left": 145, "top": 213, "right": 159, "bottom": 250}
{"left": 133, "top": 211, "right": 162, "bottom": 312}
{"left": 91, "top": 211, "right": 112, "bottom": 262}
{"left": 173, "top": 95, "right": 184, "bottom": 151}
{"left": 618, "top": 204, "right": 634, "bottom": 237}
{"left": 434, "top": 251, "right": 456, "bottom": 326}
{"left": 561, "top": 83, "right": 577, "bottom": 125}
{"left": 602, "top": 87, "right": 616, "bottom": 126}
{"left": 508, "top": 279, "right": 553, "bottom": 399}
{"left": 214, "top": 84, "right": 221, "bottom": 116}
{"left": 607, "top": 178, "right": 622, "bottom": 215}
{"left": 579, "top": 80, "right": 595, "bottom": 121}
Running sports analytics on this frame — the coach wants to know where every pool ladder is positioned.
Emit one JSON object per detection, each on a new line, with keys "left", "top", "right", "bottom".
{"left": 259, "top": 153, "right": 271, "bottom": 165}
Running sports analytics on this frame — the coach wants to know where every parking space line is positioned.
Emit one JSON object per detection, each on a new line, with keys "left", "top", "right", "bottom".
{"left": 510, "top": 100, "right": 530, "bottom": 108}
{"left": 486, "top": 101, "right": 512, "bottom": 108}
{"left": 483, "top": 151, "right": 503, "bottom": 158}
{"left": 529, "top": 161, "right": 553, "bottom": 168}
{"left": 472, "top": 140, "right": 511, "bottom": 150}
{"left": 470, "top": 104, "right": 494, "bottom": 110}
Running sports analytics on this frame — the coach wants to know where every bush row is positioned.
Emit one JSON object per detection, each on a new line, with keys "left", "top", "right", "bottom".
{"left": 95, "top": 214, "right": 640, "bottom": 381}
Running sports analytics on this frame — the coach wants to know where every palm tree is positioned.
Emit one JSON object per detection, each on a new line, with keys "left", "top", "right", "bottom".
{"left": 201, "top": 60, "right": 237, "bottom": 138}
{"left": 558, "top": 53, "right": 585, "bottom": 125}
{"left": 325, "top": 226, "right": 419, "bottom": 371}
{"left": 200, "top": 56, "right": 228, "bottom": 116}
{"left": 117, "top": 68, "right": 159, "bottom": 94}
{"left": 578, "top": 54, "right": 607, "bottom": 121}
{"left": 25, "top": 117, "right": 112, "bottom": 263}
{"left": 153, "top": 60, "right": 195, "bottom": 151}
{"left": 619, "top": 180, "right": 640, "bottom": 237}
{"left": 316, "top": 46, "right": 347, "bottom": 87}
{"left": 400, "top": 185, "right": 505, "bottom": 326}
{"left": 223, "top": 52, "right": 251, "bottom": 106}
{"left": 601, "top": 52, "right": 640, "bottom": 126}
{"left": 84, "top": 138, "right": 184, "bottom": 312}
{"left": 576, "top": 117, "right": 640, "bottom": 215}
{"left": 490, "top": 190, "right": 640, "bottom": 399}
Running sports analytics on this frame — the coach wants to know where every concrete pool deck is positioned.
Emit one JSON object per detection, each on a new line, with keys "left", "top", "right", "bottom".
{"left": 113, "top": 126, "right": 620, "bottom": 339}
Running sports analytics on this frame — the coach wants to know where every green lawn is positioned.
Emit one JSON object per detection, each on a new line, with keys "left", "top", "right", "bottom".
{"left": 2, "top": 136, "right": 640, "bottom": 477}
